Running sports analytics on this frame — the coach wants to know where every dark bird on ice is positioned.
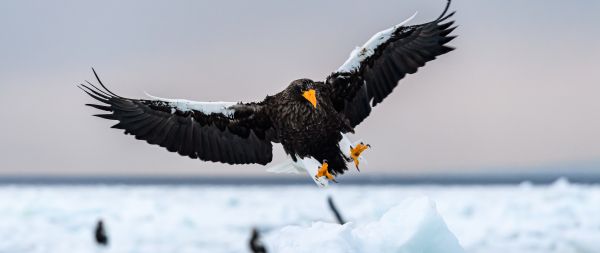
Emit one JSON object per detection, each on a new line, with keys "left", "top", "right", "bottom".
{"left": 80, "top": 1, "right": 457, "bottom": 187}
{"left": 94, "top": 219, "right": 109, "bottom": 246}
{"left": 249, "top": 228, "right": 268, "bottom": 253}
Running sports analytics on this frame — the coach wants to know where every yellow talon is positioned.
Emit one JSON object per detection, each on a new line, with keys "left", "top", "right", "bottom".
{"left": 350, "top": 143, "right": 370, "bottom": 171}
{"left": 315, "top": 161, "right": 337, "bottom": 183}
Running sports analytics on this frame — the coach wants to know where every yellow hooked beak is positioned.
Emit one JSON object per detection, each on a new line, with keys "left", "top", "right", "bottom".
{"left": 302, "top": 89, "right": 317, "bottom": 109}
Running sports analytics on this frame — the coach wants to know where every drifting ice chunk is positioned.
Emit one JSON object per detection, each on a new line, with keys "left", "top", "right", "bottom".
{"left": 266, "top": 196, "right": 465, "bottom": 253}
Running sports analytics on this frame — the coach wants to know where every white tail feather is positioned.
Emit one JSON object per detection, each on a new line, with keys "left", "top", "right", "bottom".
{"left": 267, "top": 133, "right": 369, "bottom": 187}
{"left": 266, "top": 159, "right": 304, "bottom": 174}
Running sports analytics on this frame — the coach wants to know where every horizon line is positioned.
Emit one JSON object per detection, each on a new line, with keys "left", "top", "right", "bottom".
{"left": 0, "top": 172, "right": 598, "bottom": 185}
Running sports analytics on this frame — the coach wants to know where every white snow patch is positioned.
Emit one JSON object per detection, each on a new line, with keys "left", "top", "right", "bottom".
{"left": 336, "top": 12, "right": 418, "bottom": 73}
{"left": 266, "top": 196, "right": 465, "bottom": 253}
{"left": 144, "top": 92, "right": 237, "bottom": 117}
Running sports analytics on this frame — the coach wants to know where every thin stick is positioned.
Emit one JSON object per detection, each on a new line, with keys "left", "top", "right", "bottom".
{"left": 327, "top": 196, "right": 346, "bottom": 224}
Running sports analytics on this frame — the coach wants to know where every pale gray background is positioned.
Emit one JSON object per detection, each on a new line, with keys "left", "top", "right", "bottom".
{"left": 1, "top": 0, "right": 599, "bottom": 176}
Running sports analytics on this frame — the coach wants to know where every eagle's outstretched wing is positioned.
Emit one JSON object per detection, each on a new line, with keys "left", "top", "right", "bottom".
{"left": 325, "top": 0, "right": 457, "bottom": 128}
{"left": 80, "top": 69, "right": 274, "bottom": 165}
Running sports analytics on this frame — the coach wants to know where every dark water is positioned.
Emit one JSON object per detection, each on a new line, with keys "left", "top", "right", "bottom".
{"left": 0, "top": 173, "right": 598, "bottom": 185}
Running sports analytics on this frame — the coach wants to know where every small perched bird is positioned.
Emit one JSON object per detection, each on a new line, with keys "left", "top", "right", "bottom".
{"left": 94, "top": 219, "right": 108, "bottom": 246}
{"left": 249, "top": 228, "right": 267, "bottom": 253}
{"left": 80, "top": 1, "right": 456, "bottom": 187}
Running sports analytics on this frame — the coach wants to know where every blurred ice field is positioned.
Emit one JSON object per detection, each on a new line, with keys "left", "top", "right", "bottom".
{"left": 0, "top": 179, "right": 598, "bottom": 253}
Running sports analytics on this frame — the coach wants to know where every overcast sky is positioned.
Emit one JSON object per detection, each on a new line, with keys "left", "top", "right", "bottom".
{"left": 0, "top": 0, "right": 599, "bottom": 177}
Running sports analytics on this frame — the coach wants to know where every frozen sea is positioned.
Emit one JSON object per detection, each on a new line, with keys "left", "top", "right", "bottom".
{"left": 0, "top": 179, "right": 598, "bottom": 253}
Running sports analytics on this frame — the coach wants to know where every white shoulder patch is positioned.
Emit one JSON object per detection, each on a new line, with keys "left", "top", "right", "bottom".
{"left": 336, "top": 12, "right": 418, "bottom": 73}
{"left": 145, "top": 92, "right": 238, "bottom": 117}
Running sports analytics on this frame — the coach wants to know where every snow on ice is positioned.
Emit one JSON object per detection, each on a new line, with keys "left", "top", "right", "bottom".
{"left": 0, "top": 179, "right": 599, "bottom": 253}
{"left": 267, "top": 196, "right": 465, "bottom": 253}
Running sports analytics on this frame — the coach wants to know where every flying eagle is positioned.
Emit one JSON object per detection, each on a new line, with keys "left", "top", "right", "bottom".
{"left": 80, "top": 1, "right": 456, "bottom": 187}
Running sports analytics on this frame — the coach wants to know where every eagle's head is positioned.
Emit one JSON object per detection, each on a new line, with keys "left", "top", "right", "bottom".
{"left": 289, "top": 79, "right": 317, "bottom": 109}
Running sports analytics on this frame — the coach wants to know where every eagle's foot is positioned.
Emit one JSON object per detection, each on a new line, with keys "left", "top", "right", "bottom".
{"left": 315, "top": 160, "right": 337, "bottom": 183}
{"left": 350, "top": 142, "right": 370, "bottom": 171}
